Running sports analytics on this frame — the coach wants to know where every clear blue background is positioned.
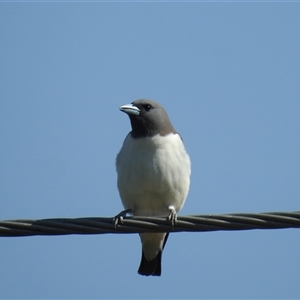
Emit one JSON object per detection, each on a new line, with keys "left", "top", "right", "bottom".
{"left": 1, "top": 2, "right": 300, "bottom": 299}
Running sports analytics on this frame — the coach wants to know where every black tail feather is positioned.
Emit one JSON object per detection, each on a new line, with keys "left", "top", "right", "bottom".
{"left": 138, "top": 251, "right": 162, "bottom": 276}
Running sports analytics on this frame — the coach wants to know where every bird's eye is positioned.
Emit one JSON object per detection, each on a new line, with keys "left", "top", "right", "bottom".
{"left": 144, "top": 104, "right": 152, "bottom": 111}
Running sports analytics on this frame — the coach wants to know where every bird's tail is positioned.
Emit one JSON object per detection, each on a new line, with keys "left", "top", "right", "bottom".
{"left": 137, "top": 233, "right": 169, "bottom": 276}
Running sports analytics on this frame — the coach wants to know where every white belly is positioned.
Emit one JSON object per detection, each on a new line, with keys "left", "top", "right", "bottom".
{"left": 116, "top": 133, "right": 191, "bottom": 216}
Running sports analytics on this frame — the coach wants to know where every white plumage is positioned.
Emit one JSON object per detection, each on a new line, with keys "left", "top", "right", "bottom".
{"left": 116, "top": 133, "right": 190, "bottom": 217}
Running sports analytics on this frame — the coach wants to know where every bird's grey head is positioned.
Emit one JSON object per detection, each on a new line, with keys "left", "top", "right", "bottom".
{"left": 119, "top": 99, "right": 176, "bottom": 138}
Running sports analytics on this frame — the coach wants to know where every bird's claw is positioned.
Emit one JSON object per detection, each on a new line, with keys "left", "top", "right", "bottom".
{"left": 113, "top": 209, "right": 133, "bottom": 227}
{"left": 167, "top": 205, "right": 177, "bottom": 226}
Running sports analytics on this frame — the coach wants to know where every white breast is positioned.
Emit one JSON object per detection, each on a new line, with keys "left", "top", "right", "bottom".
{"left": 116, "top": 133, "right": 191, "bottom": 216}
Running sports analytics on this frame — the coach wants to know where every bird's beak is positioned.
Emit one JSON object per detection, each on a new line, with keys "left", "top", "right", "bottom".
{"left": 119, "top": 104, "right": 140, "bottom": 116}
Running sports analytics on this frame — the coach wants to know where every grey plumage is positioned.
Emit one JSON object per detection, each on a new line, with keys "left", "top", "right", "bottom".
{"left": 122, "top": 99, "right": 176, "bottom": 138}
{"left": 116, "top": 99, "right": 191, "bottom": 276}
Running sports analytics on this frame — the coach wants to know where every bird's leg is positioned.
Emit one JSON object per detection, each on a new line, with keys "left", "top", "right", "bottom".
{"left": 167, "top": 205, "right": 177, "bottom": 226}
{"left": 113, "top": 208, "right": 133, "bottom": 227}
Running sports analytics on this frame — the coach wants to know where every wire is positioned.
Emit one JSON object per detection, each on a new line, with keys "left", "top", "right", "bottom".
{"left": 1, "top": 211, "right": 300, "bottom": 237}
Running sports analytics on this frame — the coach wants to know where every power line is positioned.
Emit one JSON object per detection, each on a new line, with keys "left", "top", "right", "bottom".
{"left": 1, "top": 211, "right": 300, "bottom": 237}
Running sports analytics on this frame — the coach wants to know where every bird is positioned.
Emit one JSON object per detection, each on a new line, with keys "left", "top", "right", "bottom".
{"left": 116, "top": 99, "right": 191, "bottom": 276}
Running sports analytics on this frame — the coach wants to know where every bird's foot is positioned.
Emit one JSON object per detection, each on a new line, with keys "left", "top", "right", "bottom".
{"left": 167, "top": 205, "right": 177, "bottom": 226}
{"left": 113, "top": 209, "right": 133, "bottom": 227}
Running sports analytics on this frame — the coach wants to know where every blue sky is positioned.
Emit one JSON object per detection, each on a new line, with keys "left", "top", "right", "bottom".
{"left": 1, "top": 2, "right": 300, "bottom": 299}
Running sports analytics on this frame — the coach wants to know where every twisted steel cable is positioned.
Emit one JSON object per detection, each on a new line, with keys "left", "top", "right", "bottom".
{"left": 1, "top": 211, "right": 300, "bottom": 237}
